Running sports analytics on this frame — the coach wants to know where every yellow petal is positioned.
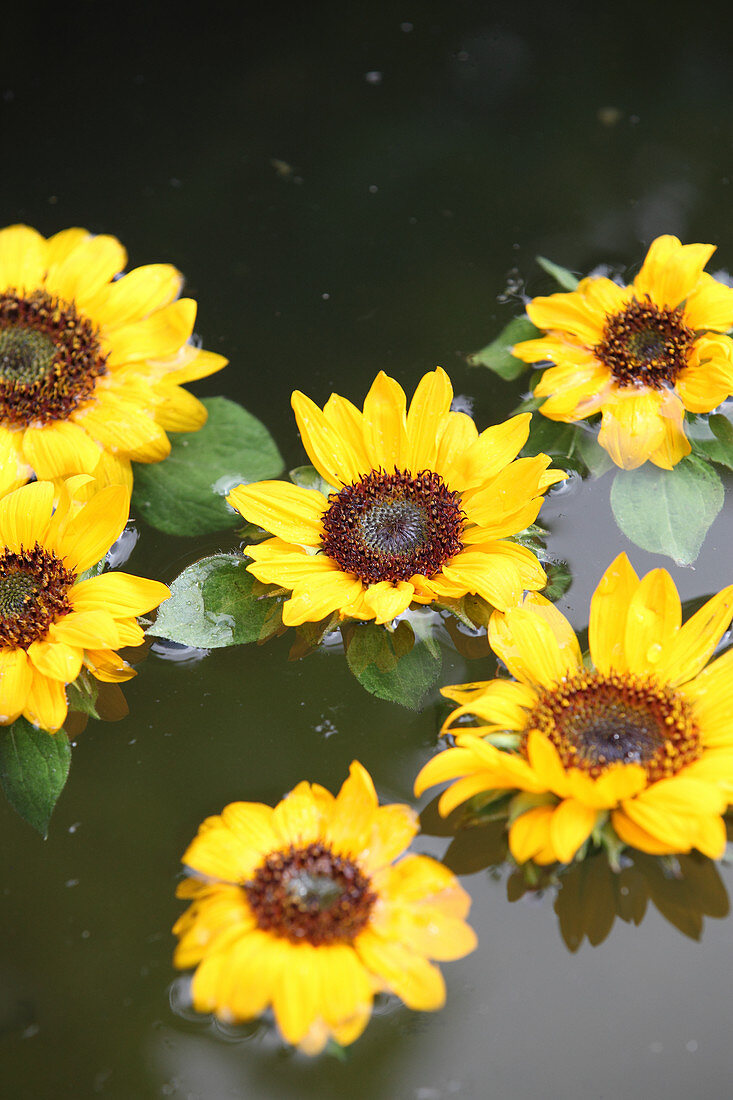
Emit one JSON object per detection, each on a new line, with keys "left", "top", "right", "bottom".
{"left": 355, "top": 929, "right": 446, "bottom": 1010}
{"left": 447, "top": 413, "right": 530, "bottom": 489}
{"left": 404, "top": 367, "right": 453, "bottom": 471}
{"left": 271, "top": 941, "right": 321, "bottom": 1045}
{"left": 24, "top": 670, "right": 67, "bottom": 732}
{"left": 227, "top": 482, "right": 326, "bottom": 546}
{"left": 326, "top": 760, "right": 379, "bottom": 857}
{"left": 683, "top": 272, "right": 733, "bottom": 331}
{"left": 21, "top": 421, "right": 102, "bottom": 479}
{"left": 361, "top": 580, "right": 414, "bottom": 623}
{"left": 322, "top": 393, "right": 370, "bottom": 477}
{"left": 0, "top": 480, "right": 55, "bottom": 552}
{"left": 84, "top": 263, "right": 183, "bottom": 328}
{"left": 83, "top": 648, "right": 135, "bottom": 683}
{"left": 549, "top": 798, "right": 599, "bottom": 863}
{"left": 55, "top": 485, "right": 130, "bottom": 572}
{"left": 282, "top": 569, "right": 366, "bottom": 627}
{"left": 0, "top": 224, "right": 45, "bottom": 292}
{"left": 27, "top": 639, "right": 83, "bottom": 683}
{"left": 656, "top": 585, "right": 733, "bottom": 686}
{"left": 623, "top": 568, "right": 681, "bottom": 674}
{"left": 76, "top": 398, "right": 171, "bottom": 462}
{"left": 597, "top": 389, "right": 666, "bottom": 470}
{"left": 489, "top": 603, "right": 579, "bottom": 687}
{"left": 70, "top": 572, "right": 170, "bottom": 616}
{"left": 0, "top": 648, "right": 32, "bottom": 723}
{"left": 44, "top": 233, "right": 127, "bottom": 306}
{"left": 633, "top": 235, "right": 715, "bottom": 309}
{"left": 49, "top": 610, "right": 122, "bottom": 649}
{"left": 508, "top": 804, "right": 556, "bottom": 863}
{"left": 361, "top": 371, "right": 408, "bottom": 471}
{"left": 525, "top": 290, "right": 604, "bottom": 345}
{"left": 0, "top": 427, "right": 31, "bottom": 495}
{"left": 273, "top": 781, "right": 324, "bottom": 846}
{"left": 292, "top": 390, "right": 364, "bottom": 487}
{"left": 105, "top": 298, "right": 196, "bottom": 364}
{"left": 589, "top": 552, "right": 639, "bottom": 674}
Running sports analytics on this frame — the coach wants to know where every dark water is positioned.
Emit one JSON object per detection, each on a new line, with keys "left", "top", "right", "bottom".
{"left": 2, "top": 5, "right": 733, "bottom": 1097}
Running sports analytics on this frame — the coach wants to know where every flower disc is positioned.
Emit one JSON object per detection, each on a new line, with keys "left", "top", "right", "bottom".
{"left": 526, "top": 669, "right": 701, "bottom": 781}
{"left": 0, "top": 289, "right": 107, "bottom": 426}
{"left": 594, "top": 296, "right": 695, "bottom": 389}
{"left": 0, "top": 543, "right": 74, "bottom": 648}
{"left": 245, "top": 841, "right": 376, "bottom": 946}
{"left": 321, "top": 468, "right": 465, "bottom": 584}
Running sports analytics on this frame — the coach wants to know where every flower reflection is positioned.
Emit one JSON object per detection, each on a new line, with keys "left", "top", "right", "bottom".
{"left": 173, "top": 761, "right": 477, "bottom": 1055}
{"left": 420, "top": 795, "right": 730, "bottom": 952}
{"left": 512, "top": 235, "right": 733, "bottom": 469}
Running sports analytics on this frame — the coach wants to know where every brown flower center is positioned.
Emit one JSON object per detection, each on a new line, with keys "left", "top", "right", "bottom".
{"left": 0, "top": 288, "right": 108, "bottom": 426}
{"left": 524, "top": 669, "right": 701, "bottom": 781}
{"left": 244, "top": 842, "right": 376, "bottom": 946}
{"left": 594, "top": 295, "right": 695, "bottom": 389}
{"left": 0, "top": 543, "right": 75, "bottom": 649}
{"left": 320, "top": 468, "right": 465, "bottom": 584}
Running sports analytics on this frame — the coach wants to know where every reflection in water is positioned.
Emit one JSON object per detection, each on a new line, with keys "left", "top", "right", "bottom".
{"left": 421, "top": 795, "right": 731, "bottom": 952}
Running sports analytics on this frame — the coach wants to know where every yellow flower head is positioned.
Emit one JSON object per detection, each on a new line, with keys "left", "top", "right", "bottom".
{"left": 415, "top": 553, "right": 733, "bottom": 865}
{"left": 173, "top": 761, "right": 477, "bottom": 1055}
{"left": 226, "top": 367, "right": 564, "bottom": 626}
{"left": 513, "top": 235, "right": 733, "bottom": 469}
{"left": 0, "top": 224, "right": 227, "bottom": 494}
{"left": 0, "top": 478, "right": 170, "bottom": 732}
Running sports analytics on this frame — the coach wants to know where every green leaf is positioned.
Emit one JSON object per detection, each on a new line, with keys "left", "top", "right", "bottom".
{"left": 0, "top": 719, "right": 71, "bottom": 837}
{"left": 574, "top": 428, "right": 614, "bottom": 478}
{"left": 345, "top": 621, "right": 443, "bottom": 710}
{"left": 150, "top": 554, "right": 282, "bottom": 648}
{"left": 132, "top": 397, "right": 284, "bottom": 536}
{"left": 467, "top": 316, "right": 539, "bottom": 380}
{"left": 610, "top": 456, "right": 724, "bottom": 565}
{"left": 522, "top": 414, "right": 578, "bottom": 459}
{"left": 536, "top": 255, "right": 580, "bottom": 291}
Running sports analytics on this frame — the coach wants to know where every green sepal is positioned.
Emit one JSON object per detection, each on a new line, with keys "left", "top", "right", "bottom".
{"left": 149, "top": 554, "right": 284, "bottom": 648}
{"left": 610, "top": 455, "right": 724, "bottom": 565}
{"left": 467, "top": 316, "right": 539, "bottom": 380}
{"left": 0, "top": 718, "right": 71, "bottom": 837}
{"left": 542, "top": 559, "right": 572, "bottom": 602}
{"left": 535, "top": 255, "right": 580, "bottom": 291}
{"left": 132, "top": 397, "right": 284, "bottom": 536}
{"left": 66, "top": 670, "right": 100, "bottom": 719}
{"left": 343, "top": 620, "right": 443, "bottom": 710}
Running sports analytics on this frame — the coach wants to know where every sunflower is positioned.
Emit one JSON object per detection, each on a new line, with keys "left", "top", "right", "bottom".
{"left": 173, "top": 760, "right": 476, "bottom": 1054}
{"left": 0, "top": 224, "right": 227, "bottom": 495}
{"left": 0, "top": 477, "right": 170, "bottom": 732}
{"left": 415, "top": 552, "right": 733, "bottom": 864}
{"left": 226, "top": 367, "right": 564, "bottom": 626}
{"left": 512, "top": 235, "right": 733, "bottom": 469}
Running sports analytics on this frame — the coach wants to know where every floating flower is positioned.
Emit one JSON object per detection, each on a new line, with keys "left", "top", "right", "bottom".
{"left": 173, "top": 761, "right": 476, "bottom": 1054}
{"left": 227, "top": 368, "right": 564, "bottom": 626}
{"left": 512, "top": 235, "right": 733, "bottom": 469}
{"left": 0, "top": 224, "right": 226, "bottom": 495}
{"left": 415, "top": 553, "right": 733, "bottom": 864}
{"left": 0, "top": 477, "right": 170, "bottom": 731}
